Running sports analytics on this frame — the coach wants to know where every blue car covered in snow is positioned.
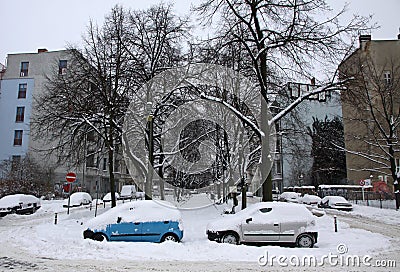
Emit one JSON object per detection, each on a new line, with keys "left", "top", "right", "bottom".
{"left": 83, "top": 200, "right": 183, "bottom": 243}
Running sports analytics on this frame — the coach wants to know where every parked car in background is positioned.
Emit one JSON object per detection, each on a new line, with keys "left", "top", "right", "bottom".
{"left": 103, "top": 192, "right": 120, "bottom": 202}
{"left": 0, "top": 194, "right": 41, "bottom": 217}
{"left": 92, "top": 199, "right": 104, "bottom": 206}
{"left": 63, "top": 192, "right": 92, "bottom": 207}
{"left": 300, "top": 194, "right": 322, "bottom": 205}
{"left": 120, "top": 185, "right": 137, "bottom": 200}
{"left": 135, "top": 191, "right": 146, "bottom": 200}
{"left": 318, "top": 196, "right": 353, "bottom": 211}
{"left": 279, "top": 192, "right": 300, "bottom": 203}
{"left": 83, "top": 200, "right": 183, "bottom": 243}
{"left": 206, "top": 202, "right": 318, "bottom": 248}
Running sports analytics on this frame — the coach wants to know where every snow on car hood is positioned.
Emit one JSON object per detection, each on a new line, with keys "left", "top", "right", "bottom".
{"left": 85, "top": 200, "right": 183, "bottom": 230}
{"left": 0, "top": 194, "right": 40, "bottom": 208}
{"left": 207, "top": 202, "right": 315, "bottom": 232}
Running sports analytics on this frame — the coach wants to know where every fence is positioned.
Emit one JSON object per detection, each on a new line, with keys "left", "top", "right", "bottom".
{"left": 320, "top": 190, "right": 396, "bottom": 210}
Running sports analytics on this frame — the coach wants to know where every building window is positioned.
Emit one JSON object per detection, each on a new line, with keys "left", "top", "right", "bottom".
{"left": 13, "top": 130, "right": 23, "bottom": 146}
{"left": 275, "top": 160, "right": 282, "bottom": 174}
{"left": 59, "top": 60, "right": 67, "bottom": 75}
{"left": 18, "top": 83, "right": 27, "bottom": 99}
{"left": 289, "top": 83, "right": 300, "bottom": 98}
{"left": 276, "top": 138, "right": 281, "bottom": 153}
{"left": 15, "top": 107, "right": 25, "bottom": 122}
{"left": 103, "top": 158, "right": 107, "bottom": 171}
{"left": 86, "top": 131, "right": 95, "bottom": 142}
{"left": 384, "top": 71, "right": 391, "bottom": 85}
{"left": 86, "top": 154, "right": 95, "bottom": 168}
{"left": 20, "top": 62, "right": 29, "bottom": 77}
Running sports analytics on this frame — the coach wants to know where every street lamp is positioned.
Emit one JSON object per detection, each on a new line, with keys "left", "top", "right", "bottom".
{"left": 299, "top": 174, "right": 304, "bottom": 187}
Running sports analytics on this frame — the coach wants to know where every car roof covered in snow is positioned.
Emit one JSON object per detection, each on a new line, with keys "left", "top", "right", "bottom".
{"left": 235, "top": 202, "right": 314, "bottom": 220}
{"left": 85, "top": 200, "right": 182, "bottom": 230}
{"left": 0, "top": 194, "right": 40, "bottom": 208}
{"left": 321, "top": 196, "right": 349, "bottom": 203}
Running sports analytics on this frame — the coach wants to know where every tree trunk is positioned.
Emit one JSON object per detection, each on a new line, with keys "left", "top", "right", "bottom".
{"left": 261, "top": 98, "right": 273, "bottom": 201}
{"left": 108, "top": 143, "right": 116, "bottom": 208}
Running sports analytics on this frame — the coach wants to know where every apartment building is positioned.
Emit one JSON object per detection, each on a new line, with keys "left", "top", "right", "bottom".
{"left": 339, "top": 34, "right": 400, "bottom": 186}
{"left": 0, "top": 49, "right": 132, "bottom": 196}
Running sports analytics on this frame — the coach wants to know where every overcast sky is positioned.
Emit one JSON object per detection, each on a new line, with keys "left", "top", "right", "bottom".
{"left": 1, "top": 0, "right": 399, "bottom": 65}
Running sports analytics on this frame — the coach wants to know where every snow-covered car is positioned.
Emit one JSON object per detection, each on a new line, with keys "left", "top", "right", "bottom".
{"left": 83, "top": 200, "right": 183, "bottom": 243}
{"left": 300, "top": 194, "right": 322, "bottom": 205}
{"left": 279, "top": 192, "right": 301, "bottom": 203}
{"left": 0, "top": 194, "right": 41, "bottom": 217}
{"left": 206, "top": 202, "right": 318, "bottom": 247}
{"left": 318, "top": 196, "right": 353, "bottom": 211}
{"left": 63, "top": 192, "right": 92, "bottom": 207}
{"left": 102, "top": 192, "right": 120, "bottom": 202}
{"left": 120, "top": 185, "right": 137, "bottom": 200}
{"left": 92, "top": 199, "right": 104, "bottom": 206}
{"left": 135, "top": 191, "right": 146, "bottom": 199}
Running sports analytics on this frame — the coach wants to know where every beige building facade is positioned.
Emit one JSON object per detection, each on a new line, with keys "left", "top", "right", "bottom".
{"left": 339, "top": 34, "right": 400, "bottom": 187}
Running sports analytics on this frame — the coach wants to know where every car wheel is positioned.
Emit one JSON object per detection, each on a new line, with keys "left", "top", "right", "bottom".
{"left": 161, "top": 233, "right": 179, "bottom": 242}
{"left": 296, "top": 234, "right": 314, "bottom": 248}
{"left": 221, "top": 232, "right": 239, "bottom": 245}
{"left": 93, "top": 233, "right": 107, "bottom": 242}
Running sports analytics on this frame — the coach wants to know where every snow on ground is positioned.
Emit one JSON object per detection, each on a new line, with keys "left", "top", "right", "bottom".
{"left": 349, "top": 204, "right": 399, "bottom": 226}
{"left": 0, "top": 199, "right": 394, "bottom": 264}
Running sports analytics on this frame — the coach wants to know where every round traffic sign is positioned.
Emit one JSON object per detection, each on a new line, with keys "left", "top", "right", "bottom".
{"left": 66, "top": 172, "right": 77, "bottom": 183}
{"left": 359, "top": 180, "right": 365, "bottom": 186}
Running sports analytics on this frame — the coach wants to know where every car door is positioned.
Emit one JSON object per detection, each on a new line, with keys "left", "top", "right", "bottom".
{"left": 141, "top": 221, "right": 170, "bottom": 242}
{"left": 241, "top": 208, "right": 280, "bottom": 242}
{"left": 108, "top": 221, "right": 143, "bottom": 242}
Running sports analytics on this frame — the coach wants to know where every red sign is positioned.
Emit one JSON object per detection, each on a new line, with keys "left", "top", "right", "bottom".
{"left": 359, "top": 180, "right": 365, "bottom": 186}
{"left": 66, "top": 172, "right": 77, "bottom": 183}
{"left": 63, "top": 183, "right": 71, "bottom": 193}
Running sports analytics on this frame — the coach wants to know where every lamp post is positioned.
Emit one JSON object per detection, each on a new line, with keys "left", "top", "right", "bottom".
{"left": 299, "top": 174, "right": 304, "bottom": 187}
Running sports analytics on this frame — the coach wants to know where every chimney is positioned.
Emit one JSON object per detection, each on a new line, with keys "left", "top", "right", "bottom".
{"left": 359, "top": 34, "right": 371, "bottom": 50}
{"left": 38, "top": 48, "right": 48, "bottom": 53}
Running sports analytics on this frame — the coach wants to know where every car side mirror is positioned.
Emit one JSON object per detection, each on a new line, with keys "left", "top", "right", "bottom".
{"left": 246, "top": 218, "right": 252, "bottom": 224}
{"left": 117, "top": 217, "right": 122, "bottom": 223}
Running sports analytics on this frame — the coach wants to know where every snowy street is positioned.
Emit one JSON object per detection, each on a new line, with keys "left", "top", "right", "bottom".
{"left": 0, "top": 198, "right": 399, "bottom": 272}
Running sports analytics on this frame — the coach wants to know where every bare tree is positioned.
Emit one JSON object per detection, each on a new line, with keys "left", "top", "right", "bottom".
{"left": 195, "top": 0, "right": 370, "bottom": 200}
{"left": 33, "top": 4, "right": 189, "bottom": 206}
{"left": 33, "top": 6, "right": 134, "bottom": 207}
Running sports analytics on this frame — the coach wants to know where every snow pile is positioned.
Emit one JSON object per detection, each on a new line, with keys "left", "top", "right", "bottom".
{"left": 0, "top": 200, "right": 394, "bottom": 263}
{"left": 351, "top": 204, "right": 399, "bottom": 225}
{"left": 85, "top": 200, "right": 182, "bottom": 230}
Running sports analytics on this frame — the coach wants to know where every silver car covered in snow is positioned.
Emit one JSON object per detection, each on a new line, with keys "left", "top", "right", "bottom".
{"left": 206, "top": 202, "right": 318, "bottom": 247}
